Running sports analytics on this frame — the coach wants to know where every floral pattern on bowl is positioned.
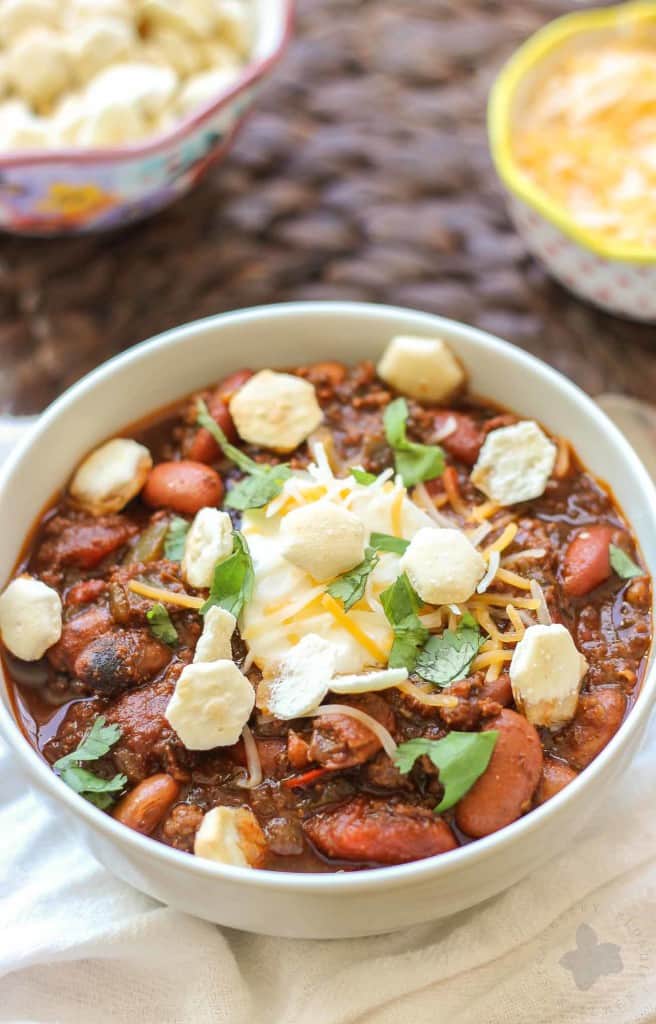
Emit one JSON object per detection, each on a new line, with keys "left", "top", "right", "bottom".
{"left": 0, "top": 1, "right": 293, "bottom": 236}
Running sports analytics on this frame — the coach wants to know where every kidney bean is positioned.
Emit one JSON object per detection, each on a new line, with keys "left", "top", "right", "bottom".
{"left": 217, "top": 368, "right": 254, "bottom": 403}
{"left": 112, "top": 774, "right": 180, "bottom": 835}
{"left": 188, "top": 393, "right": 236, "bottom": 462}
{"left": 562, "top": 524, "right": 614, "bottom": 597}
{"left": 433, "top": 411, "right": 483, "bottom": 465}
{"left": 535, "top": 755, "right": 578, "bottom": 805}
{"left": 304, "top": 797, "right": 457, "bottom": 864}
{"left": 553, "top": 687, "right": 626, "bottom": 770}
{"left": 455, "top": 709, "right": 543, "bottom": 838}
{"left": 142, "top": 461, "right": 223, "bottom": 515}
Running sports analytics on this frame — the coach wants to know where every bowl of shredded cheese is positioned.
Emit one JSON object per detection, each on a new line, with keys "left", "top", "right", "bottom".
{"left": 0, "top": 0, "right": 293, "bottom": 235}
{"left": 488, "top": 1, "right": 656, "bottom": 321}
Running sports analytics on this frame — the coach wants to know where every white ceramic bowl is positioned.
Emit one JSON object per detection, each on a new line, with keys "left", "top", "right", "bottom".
{"left": 1, "top": 302, "right": 654, "bottom": 939}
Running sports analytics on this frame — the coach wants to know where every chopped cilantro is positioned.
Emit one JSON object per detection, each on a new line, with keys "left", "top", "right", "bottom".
{"left": 380, "top": 572, "right": 429, "bottom": 671}
{"left": 609, "top": 544, "right": 643, "bottom": 581}
{"left": 146, "top": 602, "right": 179, "bottom": 645}
{"left": 164, "top": 516, "right": 189, "bottom": 561}
{"left": 201, "top": 531, "right": 254, "bottom": 619}
{"left": 394, "top": 731, "right": 498, "bottom": 812}
{"left": 53, "top": 716, "right": 126, "bottom": 810}
{"left": 383, "top": 397, "right": 445, "bottom": 487}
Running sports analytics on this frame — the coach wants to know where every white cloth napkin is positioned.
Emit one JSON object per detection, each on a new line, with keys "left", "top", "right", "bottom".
{"left": 2, "top": 725, "right": 655, "bottom": 1024}
{"left": 1, "top": 414, "right": 655, "bottom": 1024}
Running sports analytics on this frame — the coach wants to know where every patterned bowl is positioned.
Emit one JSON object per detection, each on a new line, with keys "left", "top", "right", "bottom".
{"left": 488, "top": 2, "right": 656, "bottom": 322}
{"left": 0, "top": 0, "right": 293, "bottom": 236}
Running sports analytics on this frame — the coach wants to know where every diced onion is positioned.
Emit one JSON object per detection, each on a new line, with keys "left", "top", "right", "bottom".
{"left": 477, "top": 550, "right": 500, "bottom": 594}
{"left": 235, "top": 724, "right": 263, "bottom": 790}
{"left": 311, "top": 704, "right": 398, "bottom": 758}
{"left": 434, "top": 415, "right": 457, "bottom": 442}
{"left": 530, "top": 579, "right": 552, "bottom": 625}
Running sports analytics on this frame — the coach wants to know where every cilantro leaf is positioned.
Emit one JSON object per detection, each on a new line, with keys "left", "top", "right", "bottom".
{"left": 383, "top": 397, "right": 445, "bottom": 487}
{"left": 164, "top": 516, "right": 189, "bottom": 561}
{"left": 146, "top": 602, "right": 179, "bottom": 645}
{"left": 53, "top": 716, "right": 126, "bottom": 810}
{"left": 370, "top": 531, "right": 410, "bottom": 555}
{"left": 201, "top": 531, "right": 254, "bottom": 619}
{"left": 609, "top": 544, "right": 643, "bottom": 581}
{"left": 327, "top": 547, "right": 380, "bottom": 612}
{"left": 53, "top": 716, "right": 122, "bottom": 771}
{"left": 351, "top": 467, "right": 377, "bottom": 485}
{"left": 415, "top": 619, "right": 483, "bottom": 687}
{"left": 196, "top": 398, "right": 291, "bottom": 510}
{"left": 380, "top": 572, "right": 429, "bottom": 670}
{"left": 393, "top": 731, "right": 498, "bottom": 812}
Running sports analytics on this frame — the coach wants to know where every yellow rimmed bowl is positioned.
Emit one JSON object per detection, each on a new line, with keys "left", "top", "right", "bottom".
{"left": 488, "top": 2, "right": 656, "bottom": 322}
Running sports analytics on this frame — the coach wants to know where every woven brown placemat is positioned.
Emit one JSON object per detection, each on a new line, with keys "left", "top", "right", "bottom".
{"left": 0, "top": 0, "right": 654, "bottom": 415}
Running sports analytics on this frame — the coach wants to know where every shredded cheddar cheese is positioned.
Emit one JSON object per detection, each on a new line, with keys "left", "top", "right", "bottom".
{"left": 513, "top": 33, "right": 656, "bottom": 249}
{"left": 320, "top": 594, "right": 389, "bottom": 664}
{"left": 127, "top": 580, "right": 203, "bottom": 610}
{"left": 495, "top": 567, "right": 532, "bottom": 591}
{"left": 391, "top": 487, "right": 405, "bottom": 537}
{"left": 484, "top": 522, "right": 518, "bottom": 556}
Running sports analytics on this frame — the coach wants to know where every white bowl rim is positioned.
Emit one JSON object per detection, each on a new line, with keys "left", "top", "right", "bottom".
{"left": 0, "top": 300, "right": 654, "bottom": 895}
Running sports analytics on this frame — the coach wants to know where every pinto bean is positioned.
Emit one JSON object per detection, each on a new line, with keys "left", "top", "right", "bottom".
{"left": 562, "top": 525, "right": 613, "bottom": 597}
{"left": 455, "top": 709, "right": 543, "bottom": 838}
{"left": 112, "top": 774, "right": 180, "bottom": 835}
{"left": 142, "top": 461, "right": 223, "bottom": 515}
{"left": 308, "top": 694, "right": 395, "bottom": 769}
{"left": 216, "top": 369, "right": 254, "bottom": 402}
{"left": 73, "top": 628, "right": 172, "bottom": 695}
{"left": 304, "top": 797, "right": 457, "bottom": 864}
{"left": 535, "top": 755, "right": 578, "bottom": 805}
{"left": 433, "top": 411, "right": 483, "bottom": 466}
{"left": 553, "top": 688, "right": 626, "bottom": 770}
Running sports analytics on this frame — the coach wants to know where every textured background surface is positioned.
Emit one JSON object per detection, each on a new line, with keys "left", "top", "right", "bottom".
{"left": 0, "top": 0, "right": 654, "bottom": 415}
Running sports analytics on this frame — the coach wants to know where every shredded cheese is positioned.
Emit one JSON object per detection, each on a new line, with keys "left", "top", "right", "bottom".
{"left": 128, "top": 580, "right": 203, "bottom": 610}
{"left": 470, "top": 500, "right": 500, "bottom": 523}
{"left": 484, "top": 522, "right": 518, "bottom": 555}
{"left": 477, "top": 550, "right": 501, "bottom": 594}
{"left": 471, "top": 649, "right": 513, "bottom": 670}
{"left": 513, "top": 35, "right": 656, "bottom": 250}
{"left": 391, "top": 487, "right": 405, "bottom": 538}
{"left": 495, "top": 567, "right": 532, "bottom": 591}
{"left": 443, "top": 466, "right": 468, "bottom": 517}
{"left": 235, "top": 725, "right": 263, "bottom": 790}
{"left": 505, "top": 604, "right": 526, "bottom": 636}
{"left": 320, "top": 594, "right": 388, "bottom": 664}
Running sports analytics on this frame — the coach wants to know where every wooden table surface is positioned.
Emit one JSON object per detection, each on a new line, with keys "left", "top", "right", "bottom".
{"left": 1, "top": 0, "right": 654, "bottom": 416}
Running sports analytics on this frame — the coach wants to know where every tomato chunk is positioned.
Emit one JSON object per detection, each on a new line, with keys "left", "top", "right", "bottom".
{"left": 433, "top": 411, "right": 483, "bottom": 466}
{"left": 562, "top": 525, "right": 613, "bottom": 597}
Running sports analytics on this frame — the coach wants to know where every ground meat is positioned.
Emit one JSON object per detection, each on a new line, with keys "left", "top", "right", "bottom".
{"left": 160, "top": 803, "right": 204, "bottom": 852}
{"left": 304, "top": 797, "right": 457, "bottom": 864}
{"left": 308, "top": 694, "right": 395, "bottom": 769}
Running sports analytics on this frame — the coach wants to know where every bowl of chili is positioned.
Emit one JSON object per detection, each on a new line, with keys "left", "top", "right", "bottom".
{"left": 0, "top": 302, "right": 653, "bottom": 938}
